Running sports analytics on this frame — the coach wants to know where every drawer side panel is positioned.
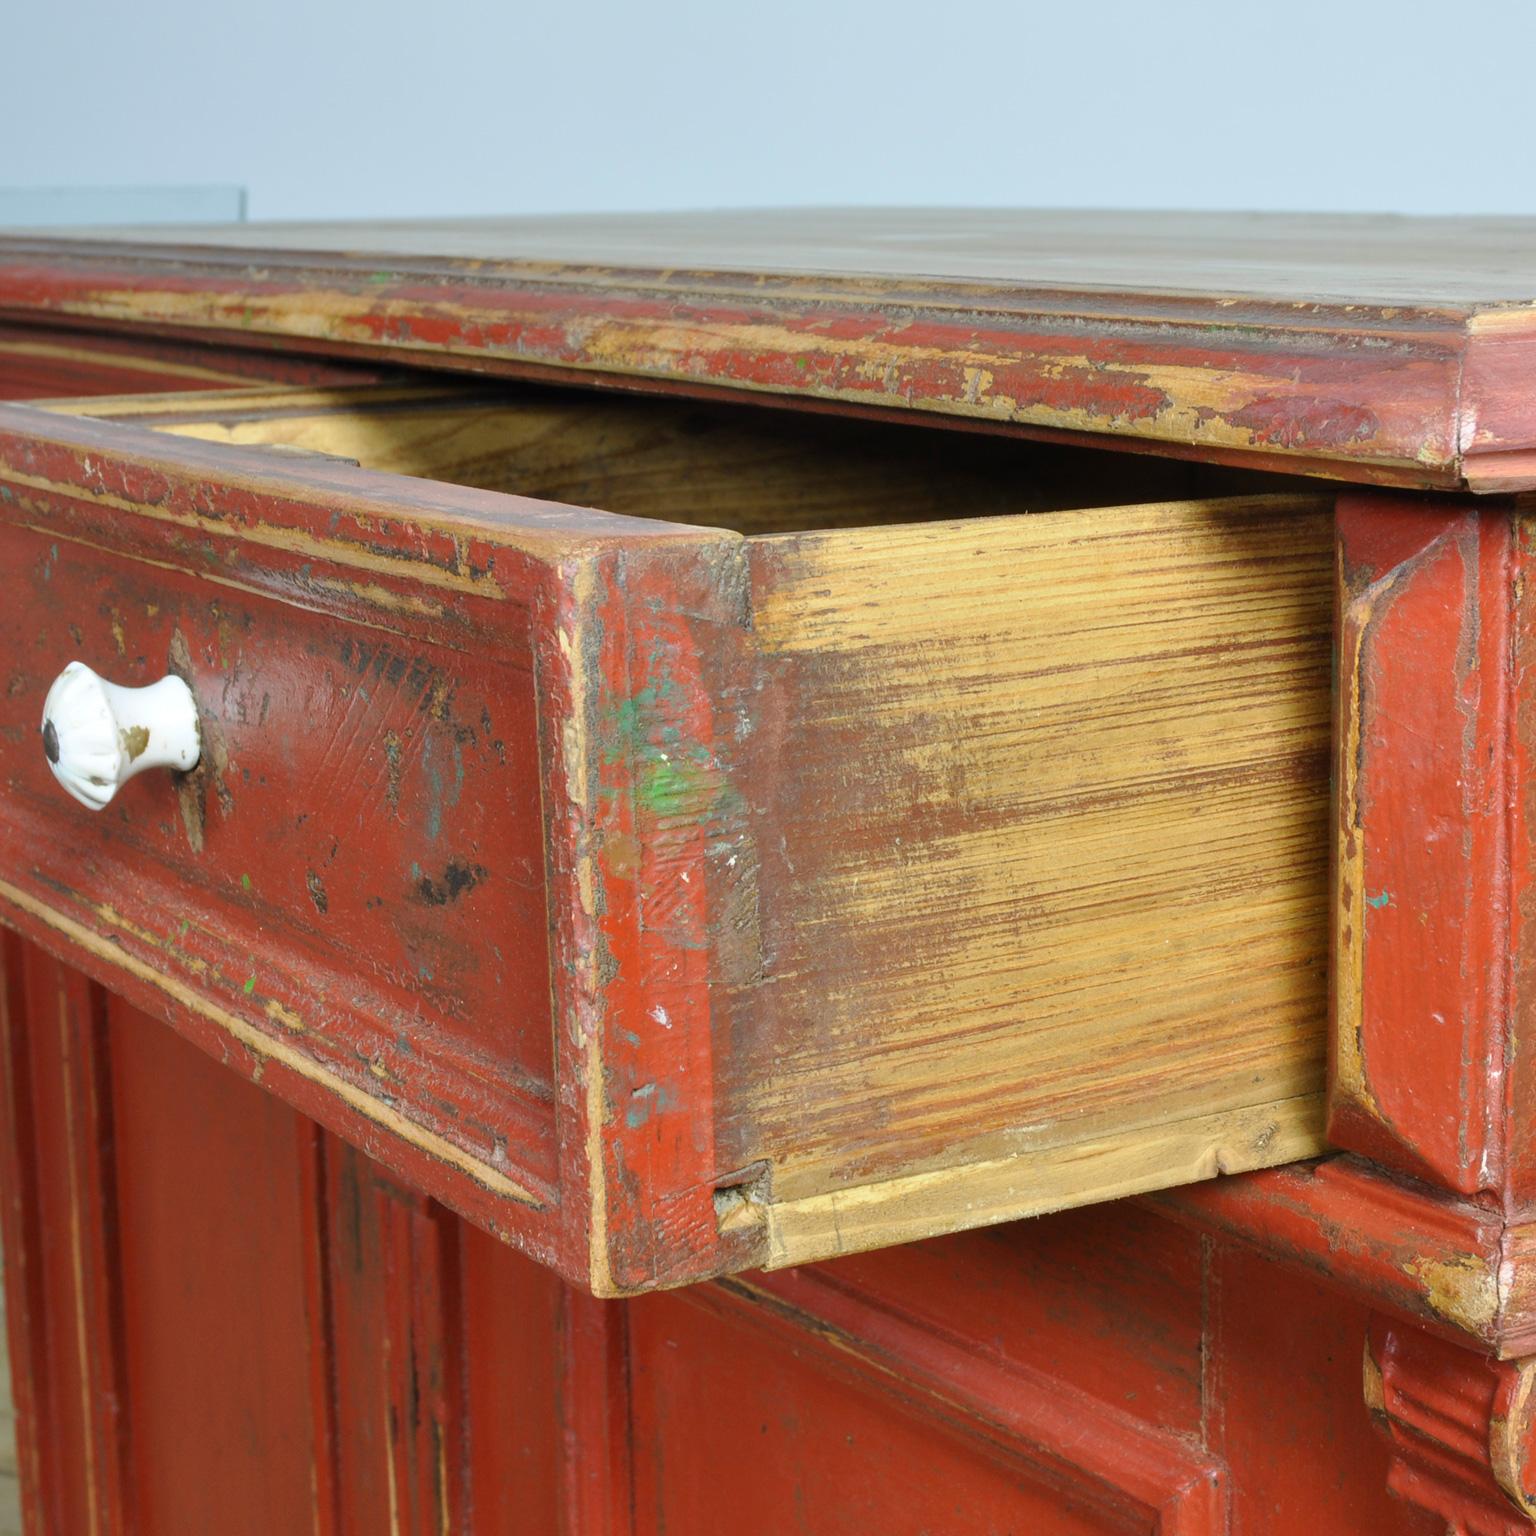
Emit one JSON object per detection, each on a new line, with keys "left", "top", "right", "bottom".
{"left": 731, "top": 493, "right": 1333, "bottom": 1263}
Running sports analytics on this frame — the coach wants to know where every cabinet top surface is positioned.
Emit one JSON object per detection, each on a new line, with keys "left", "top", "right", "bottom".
{"left": 12, "top": 208, "right": 1536, "bottom": 306}
{"left": 6, "top": 208, "right": 1536, "bottom": 490}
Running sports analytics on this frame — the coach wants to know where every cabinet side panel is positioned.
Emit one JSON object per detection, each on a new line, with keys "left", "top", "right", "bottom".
{"left": 815, "top": 1203, "right": 1204, "bottom": 1435}
{"left": 629, "top": 1263, "right": 1223, "bottom": 1535}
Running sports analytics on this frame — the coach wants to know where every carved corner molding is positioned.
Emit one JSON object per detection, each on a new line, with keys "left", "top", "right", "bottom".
{"left": 1367, "top": 1316, "right": 1536, "bottom": 1534}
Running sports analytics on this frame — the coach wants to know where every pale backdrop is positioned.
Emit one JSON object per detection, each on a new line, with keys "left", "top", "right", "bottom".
{"left": 3, "top": 0, "right": 1533, "bottom": 221}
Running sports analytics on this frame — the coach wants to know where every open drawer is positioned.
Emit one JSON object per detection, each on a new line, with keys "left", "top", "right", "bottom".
{"left": 0, "top": 379, "right": 1333, "bottom": 1293}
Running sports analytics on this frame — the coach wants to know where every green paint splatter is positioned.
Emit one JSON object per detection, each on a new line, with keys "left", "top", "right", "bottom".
{"left": 602, "top": 690, "right": 658, "bottom": 765}
{"left": 624, "top": 1080, "right": 679, "bottom": 1129}
{"left": 599, "top": 674, "right": 741, "bottom": 828}
{"left": 240, "top": 872, "right": 251, "bottom": 891}
{"left": 638, "top": 753, "right": 719, "bottom": 817}
{"left": 243, "top": 974, "right": 256, "bottom": 995}
{"left": 423, "top": 733, "right": 442, "bottom": 841}
{"left": 1365, "top": 890, "right": 1393, "bottom": 910}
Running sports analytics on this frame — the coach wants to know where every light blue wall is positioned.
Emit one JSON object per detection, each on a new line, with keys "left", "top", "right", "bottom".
{"left": 5, "top": 0, "right": 1534, "bottom": 221}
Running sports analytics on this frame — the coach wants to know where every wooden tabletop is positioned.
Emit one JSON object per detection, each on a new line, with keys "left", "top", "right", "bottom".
{"left": 3, "top": 209, "right": 1535, "bottom": 491}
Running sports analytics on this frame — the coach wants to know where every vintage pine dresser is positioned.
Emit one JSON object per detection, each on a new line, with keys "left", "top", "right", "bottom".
{"left": 0, "top": 209, "right": 1529, "bottom": 1533}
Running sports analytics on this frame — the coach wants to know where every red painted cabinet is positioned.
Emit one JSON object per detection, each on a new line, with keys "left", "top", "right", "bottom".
{"left": 0, "top": 941, "right": 1445, "bottom": 1535}
{"left": 4, "top": 212, "right": 1536, "bottom": 1533}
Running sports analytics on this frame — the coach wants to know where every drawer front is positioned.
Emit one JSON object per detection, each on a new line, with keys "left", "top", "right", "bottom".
{"left": 4, "top": 506, "right": 553, "bottom": 1162}
{"left": 0, "top": 402, "right": 749, "bottom": 1289}
{"left": 0, "top": 395, "right": 1333, "bottom": 1294}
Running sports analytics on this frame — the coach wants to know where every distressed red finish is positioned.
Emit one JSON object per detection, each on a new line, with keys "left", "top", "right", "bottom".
{"left": 1331, "top": 495, "right": 1526, "bottom": 1198}
{"left": 11, "top": 229, "right": 1536, "bottom": 1532}
{"left": 0, "top": 246, "right": 1465, "bottom": 483}
{"left": 0, "top": 398, "right": 755, "bottom": 1293}
{"left": 1368, "top": 1317, "right": 1536, "bottom": 1534}
{"left": 6, "top": 210, "right": 1536, "bottom": 491}
{"left": 1154, "top": 1158, "right": 1520, "bottom": 1350}
{"left": 0, "top": 964, "right": 1448, "bottom": 1533}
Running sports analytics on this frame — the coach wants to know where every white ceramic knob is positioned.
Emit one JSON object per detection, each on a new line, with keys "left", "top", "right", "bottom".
{"left": 41, "top": 663, "right": 201, "bottom": 810}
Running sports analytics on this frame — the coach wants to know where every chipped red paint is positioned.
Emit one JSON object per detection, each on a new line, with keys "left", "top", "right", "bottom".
{"left": 533, "top": 525, "right": 757, "bottom": 1294}
{"left": 1331, "top": 494, "right": 1536, "bottom": 1206}
{"left": 582, "top": 539, "right": 757, "bottom": 1291}
{"left": 1154, "top": 1156, "right": 1536, "bottom": 1355}
{"left": 8, "top": 275, "right": 1536, "bottom": 1531}
{"left": 0, "top": 243, "right": 1495, "bottom": 489}
{"left": 1225, "top": 394, "right": 1379, "bottom": 450}
{"left": 0, "top": 399, "right": 756, "bottom": 1292}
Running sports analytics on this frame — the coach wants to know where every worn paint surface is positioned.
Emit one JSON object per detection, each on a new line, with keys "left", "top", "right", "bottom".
{"left": 1331, "top": 494, "right": 1536, "bottom": 1207}
{"left": 0, "top": 412, "right": 561, "bottom": 1216}
{"left": 1155, "top": 1156, "right": 1536, "bottom": 1356}
{"left": 0, "top": 987, "right": 1449, "bottom": 1531}
{"left": 3, "top": 215, "right": 1536, "bottom": 490}
{"left": 0, "top": 314, "right": 1505, "bottom": 1527}
{"left": 0, "top": 394, "right": 739, "bottom": 1289}
{"left": 0, "top": 319, "right": 378, "bottom": 399}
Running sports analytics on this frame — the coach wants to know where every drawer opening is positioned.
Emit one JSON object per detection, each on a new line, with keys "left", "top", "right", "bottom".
{"left": 36, "top": 377, "right": 1313, "bottom": 535}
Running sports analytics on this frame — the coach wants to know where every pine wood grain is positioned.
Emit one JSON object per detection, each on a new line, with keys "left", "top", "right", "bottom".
{"left": 724, "top": 493, "right": 1333, "bottom": 1261}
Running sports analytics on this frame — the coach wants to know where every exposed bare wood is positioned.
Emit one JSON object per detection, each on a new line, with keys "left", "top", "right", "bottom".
{"left": 721, "top": 494, "right": 1333, "bottom": 1262}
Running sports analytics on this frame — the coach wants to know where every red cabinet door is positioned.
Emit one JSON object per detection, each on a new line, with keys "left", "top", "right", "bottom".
{"left": 1, "top": 930, "right": 1443, "bottom": 1535}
